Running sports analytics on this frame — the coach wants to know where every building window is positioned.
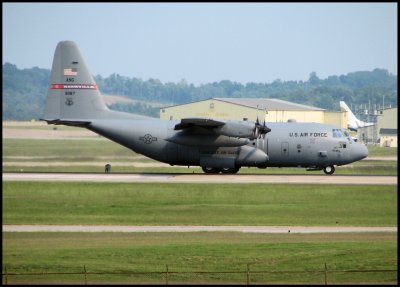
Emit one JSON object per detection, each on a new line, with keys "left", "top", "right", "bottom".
{"left": 209, "top": 103, "right": 215, "bottom": 110}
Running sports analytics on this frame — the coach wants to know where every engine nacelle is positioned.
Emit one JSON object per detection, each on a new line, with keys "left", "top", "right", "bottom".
{"left": 236, "top": 145, "right": 269, "bottom": 167}
{"left": 213, "top": 121, "right": 255, "bottom": 138}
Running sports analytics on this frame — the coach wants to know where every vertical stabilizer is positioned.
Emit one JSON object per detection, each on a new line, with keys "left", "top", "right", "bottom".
{"left": 42, "top": 41, "right": 109, "bottom": 120}
{"left": 340, "top": 101, "right": 374, "bottom": 131}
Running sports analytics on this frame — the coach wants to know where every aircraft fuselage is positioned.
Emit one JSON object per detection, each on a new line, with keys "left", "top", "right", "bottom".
{"left": 87, "top": 118, "right": 368, "bottom": 172}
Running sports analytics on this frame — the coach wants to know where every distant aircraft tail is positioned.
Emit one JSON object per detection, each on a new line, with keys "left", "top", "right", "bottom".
{"left": 339, "top": 101, "right": 374, "bottom": 131}
{"left": 42, "top": 41, "right": 110, "bottom": 122}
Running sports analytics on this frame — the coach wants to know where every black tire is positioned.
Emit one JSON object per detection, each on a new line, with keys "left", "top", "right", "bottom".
{"left": 323, "top": 166, "right": 335, "bottom": 175}
{"left": 201, "top": 167, "right": 221, "bottom": 174}
{"left": 221, "top": 167, "right": 240, "bottom": 174}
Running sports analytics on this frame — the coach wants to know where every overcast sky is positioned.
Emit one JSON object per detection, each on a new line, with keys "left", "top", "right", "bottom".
{"left": 3, "top": 2, "right": 397, "bottom": 85}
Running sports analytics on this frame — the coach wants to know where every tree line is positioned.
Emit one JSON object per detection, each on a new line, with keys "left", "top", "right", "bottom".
{"left": 3, "top": 62, "right": 397, "bottom": 120}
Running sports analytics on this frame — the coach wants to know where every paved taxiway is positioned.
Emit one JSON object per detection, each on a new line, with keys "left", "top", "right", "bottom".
{"left": 3, "top": 172, "right": 397, "bottom": 185}
{"left": 3, "top": 225, "right": 396, "bottom": 234}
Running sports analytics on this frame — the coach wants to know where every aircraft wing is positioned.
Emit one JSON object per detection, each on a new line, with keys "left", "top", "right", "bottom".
{"left": 170, "top": 117, "right": 271, "bottom": 148}
{"left": 174, "top": 118, "right": 225, "bottom": 131}
{"left": 174, "top": 117, "right": 270, "bottom": 139}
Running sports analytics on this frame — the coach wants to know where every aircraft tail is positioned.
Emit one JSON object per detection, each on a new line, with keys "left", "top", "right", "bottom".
{"left": 339, "top": 101, "right": 374, "bottom": 131}
{"left": 42, "top": 41, "right": 110, "bottom": 122}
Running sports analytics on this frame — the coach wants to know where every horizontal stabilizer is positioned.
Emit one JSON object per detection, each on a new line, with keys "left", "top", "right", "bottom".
{"left": 41, "top": 118, "right": 91, "bottom": 127}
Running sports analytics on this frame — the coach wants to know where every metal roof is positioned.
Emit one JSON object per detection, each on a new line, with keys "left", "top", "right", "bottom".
{"left": 214, "top": 98, "right": 325, "bottom": 111}
{"left": 161, "top": 98, "right": 326, "bottom": 111}
{"left": 380, "top": 128, "right": 398, "bottom": 135}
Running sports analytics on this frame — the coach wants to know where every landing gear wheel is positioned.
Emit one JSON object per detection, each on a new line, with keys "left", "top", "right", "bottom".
{"left": 201, "top": 167, "right": 222, "bottom": 174}
{"left": 221, "top": 167, "right": 240, "bottom": 174}
{"left": 323, "top": 166, "right": 335, "bottom": 175}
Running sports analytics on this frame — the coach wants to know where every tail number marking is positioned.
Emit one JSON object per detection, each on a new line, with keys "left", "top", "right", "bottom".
{"left": 51, "top": 84, "right": 98, "bottom": 90}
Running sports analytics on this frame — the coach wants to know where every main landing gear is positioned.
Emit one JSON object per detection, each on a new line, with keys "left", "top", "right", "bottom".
{"left": 201, "top": 166, "right": 240, "bottom": 174}
{"left": 323, "top": 165, "right": 335, "bottom": 175}
{"left": 307, "top": 165, "right": 336, "bottom": 175}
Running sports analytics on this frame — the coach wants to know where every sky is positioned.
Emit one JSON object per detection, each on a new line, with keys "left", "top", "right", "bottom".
{"left": 3, "top": 2, "right": 397, "bottom": 85}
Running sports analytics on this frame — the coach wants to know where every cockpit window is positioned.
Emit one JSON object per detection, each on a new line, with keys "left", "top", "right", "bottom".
{"left": 342, "top": 129, "right": 353, "bottom": 142}
{"left": 332, "top": 129, "right": 343, "bottom": 138}
{"left": 333, "top": 128, "right": 353, "bottom": 142}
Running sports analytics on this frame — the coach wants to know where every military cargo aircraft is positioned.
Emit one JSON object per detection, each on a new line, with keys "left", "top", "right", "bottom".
{"left": 42, "top": 41, "right": 368, "bottom": 175}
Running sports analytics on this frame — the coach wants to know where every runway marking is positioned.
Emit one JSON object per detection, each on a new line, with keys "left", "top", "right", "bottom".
{"left": 2, "top": 225, "right": 397, "bottom": 234}
{"left": 2, "top": 172, "right": 397, "bottom": 185}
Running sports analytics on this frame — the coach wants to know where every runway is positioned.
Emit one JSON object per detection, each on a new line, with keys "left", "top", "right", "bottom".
{"left": 3, "top": 225, "right": 397, "bottom": 234}
{"left": 3, "top": 172, "right": 397, "bottom": 185}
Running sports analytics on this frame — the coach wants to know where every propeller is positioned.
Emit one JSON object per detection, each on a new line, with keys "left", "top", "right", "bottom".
{"left": 260, "top": 120, "right": 269, "bottom": 149}
{"left": 252, "top": 117, "right": 271, "bottom": 148}
{"left": 259, "top": 120, "right": 271, "bottom": 137}
{"left": 254, "top": 117, "right": 260, "bottom": 138}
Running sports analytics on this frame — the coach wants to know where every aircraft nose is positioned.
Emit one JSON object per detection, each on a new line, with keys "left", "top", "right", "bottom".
{"left": 352, "top": 143, "right": 368, "bottom": 161}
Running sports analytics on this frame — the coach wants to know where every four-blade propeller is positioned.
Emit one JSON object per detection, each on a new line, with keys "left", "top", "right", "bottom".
{"left": 252, "top": 117, "right": 271, "bottom": 149}
{"left": 253, "top": 117, "right": 271, "bottom": 139}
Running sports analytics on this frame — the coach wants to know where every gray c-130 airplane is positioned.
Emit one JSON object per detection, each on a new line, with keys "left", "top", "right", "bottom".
{"left": 42, "top": 41, "right": 368, "bottom": 175}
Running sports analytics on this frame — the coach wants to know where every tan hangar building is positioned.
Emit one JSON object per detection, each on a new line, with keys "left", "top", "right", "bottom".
{"left": 356, "top": 107, "right": 397, "bottom": 147}
{"left": 160, "top": 98, "right": 347, "bottom": 128}
{"left": 377, "top": 107, "right": 397, "bottom": 147}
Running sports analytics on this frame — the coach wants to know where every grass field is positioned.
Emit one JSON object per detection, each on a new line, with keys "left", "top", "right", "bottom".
{"left": 3, "top": 182, "right": 397, "bottom": 226}
{"left": 3, "top": 138, "right": 131, "bottom": 158}
{"left": 2, "top": 232, "right": 397, "bottom": 284}
{"left": 2, "top": 180, "right": 398, "bottom": 284}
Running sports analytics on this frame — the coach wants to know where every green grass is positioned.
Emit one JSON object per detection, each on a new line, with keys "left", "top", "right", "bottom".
{"left": 2, "top": 138, "right": 133, "bottom": 158}
{"left": 367, "top": 146, "right": 397, "bottom": 157}
{"left": 3, "top": 124, "right": 80, "bottom": 131}
{"left": 2, "top": 232, "right": 397, "bottom": 284}
{"left": 3, "top": 182, "right": 397, "bottom": 226}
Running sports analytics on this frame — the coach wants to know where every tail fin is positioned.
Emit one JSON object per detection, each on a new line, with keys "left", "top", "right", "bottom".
{"left": 42, "top": 41, "right": 109, "bottom": 121}
{"left": 340, "top": 101, "right": 374, "bottom": 131}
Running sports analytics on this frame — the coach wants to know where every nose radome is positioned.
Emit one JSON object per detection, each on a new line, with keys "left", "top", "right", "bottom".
{"left": 361, "top": 144, "right": 368, "bottom": 159}
{"left": 354, "top": 143, "right": 368, "bottom": 161}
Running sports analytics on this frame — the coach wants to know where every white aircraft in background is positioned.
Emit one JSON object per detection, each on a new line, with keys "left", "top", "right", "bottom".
{"left": 339, "top": 101, "right": 375, "bottom": 131}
